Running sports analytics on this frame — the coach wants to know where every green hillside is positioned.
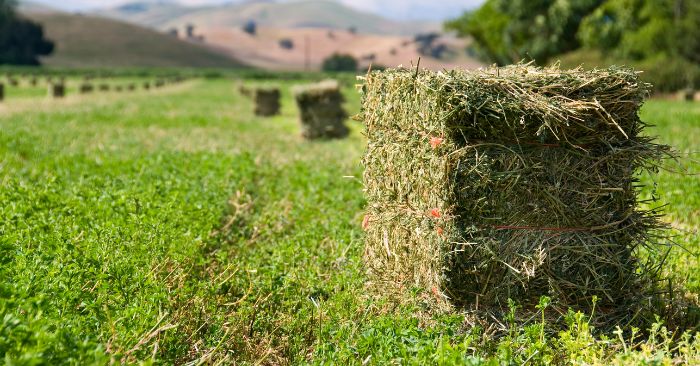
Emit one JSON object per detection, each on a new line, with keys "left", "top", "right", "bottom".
{"left": 25, "top": 12, "right": 244, "bottom": 68}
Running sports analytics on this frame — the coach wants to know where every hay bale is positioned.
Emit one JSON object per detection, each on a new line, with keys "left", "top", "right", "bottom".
{"left": 0, "top": 83, "right": 4, "bottom": 102}
{"left": 48, "top": 82, "right": 65, "bottom": 98}
{"left": 79, "top": 83, "right": 94, "bottom": 94}
{"left": 682, "top": 88, "right": 695, "bottom": 102}
{"left": 360, "top": 65, "right": 670, "bottom": 317}
{"left": 143, "top": 81, "right": 151, "bottom": 90}
{"left": 252, "top": 87, "right": 281, "bottom": 117}
{"left": 127, "top": 83, "right": 136, "bottom": 91}
{"left": 292, "top": 80, "right": 349, "bottom": 139}
{"left": 115, "top": 85, "right": 124, "bottom": 92}
{"left": 238, "top": 83, "right": 253, "bottom": 98}
{"left": 98, "top": 84, "right": 110, "bottom": 92}
{"left": 29, "top": 77, "right": 37, "bottom": 86}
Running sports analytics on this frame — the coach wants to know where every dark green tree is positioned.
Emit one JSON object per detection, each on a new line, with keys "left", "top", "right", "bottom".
{"left": 446, "top": 0, "right": 604, "bottom": 65}
{"left": 321, "top": 53, "right": 358, "bottom": 72}
{"left": 0, "top": 0, "right": 54, "bottom": 65}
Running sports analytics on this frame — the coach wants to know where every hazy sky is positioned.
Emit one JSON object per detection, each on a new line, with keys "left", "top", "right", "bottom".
{"left": 29, "top": 0, "right": 484, "bottom": 21}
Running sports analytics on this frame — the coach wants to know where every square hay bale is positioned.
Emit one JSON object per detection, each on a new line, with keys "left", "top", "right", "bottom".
{"left": 79, "top": 83, "right": 94, "bottom": 94}
{"left": 293, "top": 80, "right": 349, "bottom": 139}
{"left": 253, "top": 87, "right": 281, "bottom": 117}
{"left": 49, "top": 83, "right": 65, "bottom": 98}
{"left": 360, "top": 65, "right": 670, "bottom": 316}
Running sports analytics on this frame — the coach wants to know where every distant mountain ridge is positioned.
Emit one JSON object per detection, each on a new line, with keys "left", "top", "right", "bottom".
{"left": 94, "top": 0, "right": 440, "bottom": 36}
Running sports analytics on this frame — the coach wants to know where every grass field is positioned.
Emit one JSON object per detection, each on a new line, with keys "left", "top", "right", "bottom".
{"left": 0, "top": 77, "right": 698, "bottom": 365}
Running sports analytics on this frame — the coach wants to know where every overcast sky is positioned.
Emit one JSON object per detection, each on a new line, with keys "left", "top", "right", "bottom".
{"left": 29, "top": 0, "right": 484, "bottom": 21}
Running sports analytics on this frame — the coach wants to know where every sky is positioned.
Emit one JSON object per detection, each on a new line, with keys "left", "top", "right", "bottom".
{"left": 28, "top": 0, "right": 484, "bottom": 21}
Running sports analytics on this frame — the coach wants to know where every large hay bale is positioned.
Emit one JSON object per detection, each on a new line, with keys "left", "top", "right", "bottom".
{"left": 360, "top": 65, "right": 670, "bottom": 318}
{"left": 49, "top": 82, "right": 65, "bottom": 98}
{"left": 252, "top": 87, "right": 281, "bottom": 117}
{"left": 293, "top": 80, "right": 349, "bottom": 139}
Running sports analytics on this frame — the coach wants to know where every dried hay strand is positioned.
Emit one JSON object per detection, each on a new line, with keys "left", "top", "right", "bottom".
{"left": 253, "top": 87, "right": 281, "bottom": 117}
{"left": 49, "top": 82, "right": 65, "bottom": 98}
{"left": 359, "top": 64, "right": 673, "bottom": 323}
{"left": 292, "top": 80, "right": 349, "bottom": 139}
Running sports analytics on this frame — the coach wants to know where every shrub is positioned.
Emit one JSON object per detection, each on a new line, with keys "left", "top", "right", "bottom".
{"left": 321, "top": 54, "right": 357, "bottom": 72}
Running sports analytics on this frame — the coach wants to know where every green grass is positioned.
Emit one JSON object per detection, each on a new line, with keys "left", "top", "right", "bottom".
{"left": 0, "top": 78, "right": 698, "bottom": 365}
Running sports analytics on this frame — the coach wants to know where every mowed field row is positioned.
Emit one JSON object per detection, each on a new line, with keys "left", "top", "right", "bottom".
{"left": 0, "top": 78, "right": 698, "bottom": 364}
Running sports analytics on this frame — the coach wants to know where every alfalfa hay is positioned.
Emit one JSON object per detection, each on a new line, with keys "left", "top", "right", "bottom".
{"left": 253, "top": 87, "right": 281, "bottom": 117}
{"left": 359, "top": 65, "right": 671, "bottom": 319}
{"left": 293, "top": 80, "right": 349, "bottom": 139}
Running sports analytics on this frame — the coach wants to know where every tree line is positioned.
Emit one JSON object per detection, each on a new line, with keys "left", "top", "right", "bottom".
{"left": 447, "top": 0, "right": 699, "bottom": 91}
{"left": 0, "top": 0, "right": 54, "bottom": 65}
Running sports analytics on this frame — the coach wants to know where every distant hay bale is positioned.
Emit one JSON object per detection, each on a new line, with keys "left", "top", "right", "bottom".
{"left": 252, "top": 87, "right": 281, "bottom": 117}
{"left": 143, "top": 81, "right": 151, "bottom": 90}
{"left": 98, "top": 84, "right": 110, "bottom": 92}
{"left": 154, "top": 80, "right": 165, "bottom": 88}
{"left": 293, "top": 80, "right": 349, "bottom": 139}
{"left": 48, "top": 82, "right": 65, "bottom": 98}
{"left": 79, "top": 83, "right": 94, "bottom": 94}
{"left": 29, "top": 77, "right": 37, "bottom": 86}
{"left": 238, "top": 83, "right": 253, "bottom": 98}
{"left": 360, "top": 65, "right": 671, "bottom": 320}
{"left": 127, "top": 83, "right": 136, "bottom": 91}
{"left": 682, "top": 88, "right": 695, "bottom": 102}
{"left": 8, "top": 78, "right": 18, "bottom": 87}
{"left": 115, "top": 85, "right": 124, "bottom": 92}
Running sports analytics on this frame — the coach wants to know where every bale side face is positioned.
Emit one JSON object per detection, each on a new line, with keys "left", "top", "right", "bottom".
{"left": 360, "top": 65, "right": 668, "bottom": 314}
{"left": 293, "top": 80, "right": 349, "bottom": 139}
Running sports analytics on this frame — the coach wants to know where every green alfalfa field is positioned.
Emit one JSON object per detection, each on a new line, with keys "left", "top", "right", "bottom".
{"left": 0, "top": 75, "right": 698, "bottom": 365}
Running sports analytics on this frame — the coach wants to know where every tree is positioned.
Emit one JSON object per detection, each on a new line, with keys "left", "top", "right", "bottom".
{"left": 446, "top": 0, "right": 603, "bottom": 65}
{"left": 322, "top": 54, "right": 357, "bottom": 72}
{"left": 243, "top": 20, "right": 256, "bottom": 36}
{"left": 0, "top": 0, "right": 54, "bottom": 65}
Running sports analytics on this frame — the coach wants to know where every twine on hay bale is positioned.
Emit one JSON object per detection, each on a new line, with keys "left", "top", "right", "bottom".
{"left": 49, "top": 82, "right": 65, "bottom": 98}
{"left": 252, "top": 87, "right": 281, "bottom": 117}
{"left": 359, "top": 64, "right": 673, "bottom": 323}
{"left": 292, "top": 79, "right": 349, "bottom": 139}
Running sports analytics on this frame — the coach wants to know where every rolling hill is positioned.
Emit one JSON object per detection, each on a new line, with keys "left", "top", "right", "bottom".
{"left": 96, "top": 0, "right": 440, "bottom": 36}
{"left": 23, "top": 11, "right": 244, "bottom": 68}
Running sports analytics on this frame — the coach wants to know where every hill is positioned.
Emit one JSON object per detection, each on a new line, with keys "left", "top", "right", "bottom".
{"left": 96, "top": 0, "right": 440, "bottom": 36}
{"left": 199, "top": 26, "right": 483, "bottom": 71}
{"left": 23, "top": 12, "right": 244, "bottom": 68}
